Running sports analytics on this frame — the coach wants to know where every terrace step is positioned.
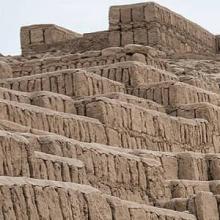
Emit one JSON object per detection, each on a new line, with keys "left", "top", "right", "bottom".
{"left": 179, "top": 75, "right": 219, "bottom": 93}
{"left": 168, "top": 179, "right": 220, "bottom": 198}
{"left": 97, "top": 92, "right": 166, "bottom": 113}
{"left": 128, "top": 80, "right": 220, "bottom": 110}
{"left": 128, "top": 149, "right": 220, "bottom": 181}
{"left": 0, "top": 99, "right": 106, "bottom": 144}
{"left": 0, "top": 69, "right": 125, "bottom": 97}
{"left": 10, "top": 44, "right": 167, "bottom": 77}
{"left": 0, "top": 176, "right": 196, "bottom": 220}
{"left": 34, "top": 151, "right": 87, "bottom": 184}
{"left": 0, "top": 130, "right": 166, "bottom": 204}
{"left": 160, "top": 192, "right": 219, "bottom": 220}
{"left": 0, "top": 96, "right": 215, "bottom": 152}
{"left": 169, "top": 102, "right": 220, "bottom": 134}
{"left": 0, "top": 87, "right": 76, "bottom": 113}
{"left": 0, "top": 88, "right": 166, "bottom": 114}
{"left": 86, "top": 61, "right": 177, "bottom": 87}
{"left": 73, "top": 96, "right": 214, "bottom": 152}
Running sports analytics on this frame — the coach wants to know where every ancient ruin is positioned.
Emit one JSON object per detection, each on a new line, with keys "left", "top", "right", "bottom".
{"left": 1, "top": 1, "right": 220, "bottom": 219}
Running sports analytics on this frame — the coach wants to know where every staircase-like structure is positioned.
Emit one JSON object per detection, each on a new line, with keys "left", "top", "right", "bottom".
{"left": 1, "top": 2, "right": 220, "bottom": 220}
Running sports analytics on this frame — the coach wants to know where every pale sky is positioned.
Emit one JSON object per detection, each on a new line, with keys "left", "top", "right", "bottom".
{"left": 0, "top": 0, "right": 219, "bottom": 55}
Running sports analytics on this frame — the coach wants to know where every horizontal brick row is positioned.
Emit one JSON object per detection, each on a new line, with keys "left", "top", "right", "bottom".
{"left": 0, "top": 130, "right": 166, "bottom": 203}
{"left": 86, "top": 61, "right": 177, "bottom": 87}
{"left": 170, "top": 102, "right": 220, "bottom": 134}
{"left": 168, "top": 179, "right": 220, "bottom": 199}
{"left": 10, "top": 44, "right": 166, "bottom": 77}
{"left": 128, "top": 81, "right": 220, "bottom": 109}
{"left": 0, "top": 176, "right": 196, "bottom": 220}
{"left": 0, "top": 88, "right": 76, "bottom": 113}
{"left": 98, "top": 92, "right": 166, "bottom": 112}
{"left": 0, "top": 99, "right": 106, "bottom": 144}
{"left": 131, "top": 149, "right": 220, "bottom": 181}
{"left": 73, "top": 96, "right": 215, "bottom": 152}
{"left": 0, "top": 69, "right": 125, "bottom": 97}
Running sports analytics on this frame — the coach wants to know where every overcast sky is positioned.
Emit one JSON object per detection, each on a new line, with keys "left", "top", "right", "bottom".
{"left": 0, "top": 0, "right": 219, "bottom": 55}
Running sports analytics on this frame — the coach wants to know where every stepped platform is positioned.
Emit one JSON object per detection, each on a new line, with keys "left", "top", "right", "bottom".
{"left": 2, "top": 1, "right": 220, "bottom": 219}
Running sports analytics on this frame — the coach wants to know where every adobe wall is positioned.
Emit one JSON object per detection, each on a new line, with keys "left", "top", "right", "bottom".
{"left": 20, "top": 2, "right": 220, "bottom": 56}
{"left": 21, "top": 25, "right": 110, "bottom": 56}
{"left": 109, "top": 2, "right": 216, "bottom": 55}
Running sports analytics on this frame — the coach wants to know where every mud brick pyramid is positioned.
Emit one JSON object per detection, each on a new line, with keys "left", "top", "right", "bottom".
{"left": 2, "top": 2, "right": 220, "bottom": 220}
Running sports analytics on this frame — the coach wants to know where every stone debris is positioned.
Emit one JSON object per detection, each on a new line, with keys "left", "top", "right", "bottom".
{"left": 1, "top": 1, "right": 220, "bottom": 220}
